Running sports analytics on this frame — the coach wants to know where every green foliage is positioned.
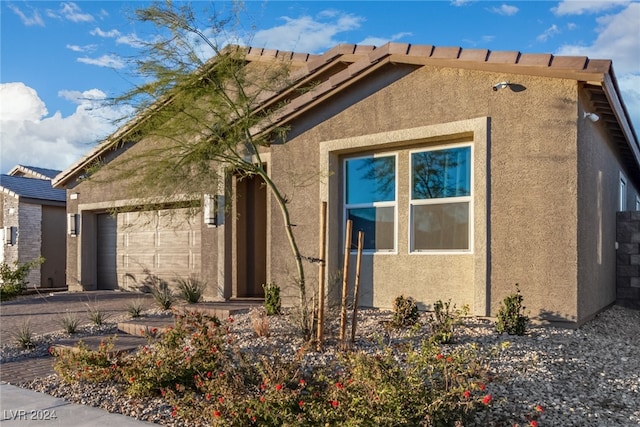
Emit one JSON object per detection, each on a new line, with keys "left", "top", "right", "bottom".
{"left": 496, "top": 284, "right": 529, "bottom": 336}
{"left": 13, "top": 319, "right": 35, "bottom": 349}
{"left": 175, "top": 274, "right": 205, "bottom": 304}
{"left": 0, "top": 257, "right": 45, "bottom": 301}
{"left": 263, "top": 283, "right": 281, "bottom": 315}
{"left": 86, "top": 299, "right": 110, "bottom": 326}
{"left": 427, "top": 299, "right": 470, "bottom": 344}
{"left": 392, "top": 295, "right": 420, "bottom": 328}
{"left": 126, "top": 298, "right": 146, "bottom": 318}
{"left": 59, "top": 311, "right": 81, "bottom": 334}
{"left": 144, "top": 272, "right": 174, "bottom": 310}
{"left": 52, "top": 311, "right": 499, "bottom": 426}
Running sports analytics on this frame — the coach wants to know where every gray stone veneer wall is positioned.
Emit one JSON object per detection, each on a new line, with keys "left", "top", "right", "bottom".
{"left": 617, "top": 211, "right": 640, "bottom": 309}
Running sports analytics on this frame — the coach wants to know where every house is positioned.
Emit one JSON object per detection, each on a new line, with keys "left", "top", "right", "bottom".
{"left": 1, "top": 165, "right": 67, "bottom": 288}
{"left": 53, "top": 43, "right": 640, "bottom": 326}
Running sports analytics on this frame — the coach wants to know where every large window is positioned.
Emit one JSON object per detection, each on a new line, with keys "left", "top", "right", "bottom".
{"left": 344, "top": 155, "right": 396, "bottom": 252}
{"left": 410, "top": 145, "right": 471, "bottom": 251}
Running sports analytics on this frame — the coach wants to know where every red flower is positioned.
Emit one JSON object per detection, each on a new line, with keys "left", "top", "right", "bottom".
{"left": 218, "top": 397, "right": 225, "bottom": 404}
{"left": 446, "top": 357, "right": 453, "bottom": 363}
{"left": 331, "top": 400, "right": 339, "bottom": 408}
{"left": 228, "top": 316, "right": 234, "bottom": 323}
{"left": 275, "top": 383, "right": 283, "bottom": 391}
{"left": 156, "top": 360, "right": 162, "bottom": 367}
{"left": 482, "top": 394, "right": 492, "bottom": 405}
{"left": 206, "top": 371, "right": 212, "bottom": 378}
{"left": 298, "top": 400, "right": 304, "bottom": 408}
{"left": 535, "top": 405, "right": 544, "bottom": 413}
{"left": 205, "top": 393, "right": 211, "bottom": 401}
{"left": 213, "top": 410, "right": 221, "bottom": 417}
{"left": 463, "top": 390, "right": 471, "bottom": 400}
{"left": 171, "top": 406, "right": 178, "bottom": 417}
{"left": 299, "top": 379, "right": 306, "bottom": 386}
{"left": 151, "top": 327, "right": 158, "bottom": 334}
{"left": 259, "top": 396, "right": 265, "bottom": 403}
{"left": 436, "top": 354, "right": 444, "bottom": 360}
{"left": 335, "top": 382, "right": 344, "bottom": 389}
{"left": 129, "top": 376, "right": 135, "bottom": 383}
{"left": 479, "top": 383, "right": 486, "bottom": 391}
{"left": 529, "top": 421, "right": 538, "bottom": 427}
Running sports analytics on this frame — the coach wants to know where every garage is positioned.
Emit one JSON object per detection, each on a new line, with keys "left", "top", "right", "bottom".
{"left": 96, "top": 208, "right": 201, "bottom": 291}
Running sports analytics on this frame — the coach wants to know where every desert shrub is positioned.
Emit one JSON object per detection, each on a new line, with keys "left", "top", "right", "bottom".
{"left": 85, "top": 298, "right": 110, "bottom": 325}
{"left": 13, "top": 319, "right": 35, "bottom": 349}
{"left": 149, "top": 278, "right": 174, "bottom": 310}
{"left": 175, "top": 275, "right": 205, "bottom": 304}
{"left": 126, "top": 298, "right": 146, "bottom": 318}
{"left": 496, "top": 284, "right": 529, "bottom": 336}
{"left": 263, "top": 283, "right": 281, "bottom": 315}
{"left": 392, "top": 295, "right": 420, "bottom": 328}
{"left": 427, "top": 299, "right": 470, "bottom": 344}
{"left": 52, "top": 338, "right": 118, "bottom": 383}
{"left": 0, "top": 257, "right": 44, "bottom": 301}
{"left": 59, "top": 311, "right": 81, "bottom": 334}
{"left": 250, "top": 306, "right": 270, "bottom": 337}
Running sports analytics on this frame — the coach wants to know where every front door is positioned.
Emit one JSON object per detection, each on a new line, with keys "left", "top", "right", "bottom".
{"left": 234, "top": 174, "right": 266, "bottom": 298}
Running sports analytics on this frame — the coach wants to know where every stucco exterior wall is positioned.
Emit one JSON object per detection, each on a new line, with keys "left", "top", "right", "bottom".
{"left": 270, "top": 64, "right": 581, "bottom": 321}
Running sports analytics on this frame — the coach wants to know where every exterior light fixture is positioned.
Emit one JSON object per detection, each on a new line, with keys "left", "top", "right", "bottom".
{"left": 67, "top": 213, "right": 79, "bottom": 236}
{"left": 3, "top": 226, "right": 16, "bottom": 245}
{"left": 584, "top": 112, "right": 600, "bottom": 122}
{"left": 203, "top": 194, "right": 218, "bottom": 226}
{"left": 492, "top": 81, "right": 510, "bottom": 91}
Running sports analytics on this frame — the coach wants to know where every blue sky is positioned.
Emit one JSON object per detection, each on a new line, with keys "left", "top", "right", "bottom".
{"left": 1, "top": 1, "right": 639, "bottom": 173}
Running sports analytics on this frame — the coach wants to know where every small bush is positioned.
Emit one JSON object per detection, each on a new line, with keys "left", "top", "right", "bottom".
{"left": 13, "top": 319, "right": 35, "bottom": 349}
{"left": 52, "top": 338, "right": 118, "bottom": 383}
{"left": 127, "top": 298, "right": 145, "bottom": 318}
{"left": 59, "top": 311, "right": 81, "bottom": 334}
{"left": 86, "top": 299, "right": 110, "bottom": 325}
{"left": 263, "top": 283, "right": 281, "bottom": 315}
{"left": 250, "top": 306, "right": 270, "bottom": 337}
{"left": 149, "top": 278, "right": 174, "bottom": 310}
{"left": 427, "top": 299, "right": 469, "bottom": 344}
{"left": 392, "top": 295, "right": 420, "bottom": 328}
{"left": 175, "top": 275, "right": 205, "bottom": 304}
{"left": 0, "top": 257, "right": 44, "bottom": 302}
{"left": 496, "top": 284, "right": 529, "bottom": 336}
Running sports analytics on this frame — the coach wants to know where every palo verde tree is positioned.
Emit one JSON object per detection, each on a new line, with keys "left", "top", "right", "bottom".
{"left": 100, "top": 1, "right": 313, "bottom": 339}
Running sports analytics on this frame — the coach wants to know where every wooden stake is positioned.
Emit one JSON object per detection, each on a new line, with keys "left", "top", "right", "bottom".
{"left": 339, "top": 220, "right": 352, "bottom": 344}
{"left": 316, "top": 202, "right": 327, "bottom": 351}
{"left": 350, "top": 230, "right": 364, "bottom": 343}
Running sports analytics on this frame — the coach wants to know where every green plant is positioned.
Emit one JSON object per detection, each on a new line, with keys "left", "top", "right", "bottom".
{"left": 427, "top": 299, "right": 470, "bottom": 344}
{"left": 392, "top": 295, "right": 420, "bottom": 328}
{"left": 86, "top": 299, "right": 110, "bottom": 325}
{"left": 52, "top": 338, "right": 119, "bottom": 383}
{"left": 175, "top": 275, "right": 205, "bottom": 304}
{"left": 146, "top": 273, "right": 174, "bottom": 310}
{"left": 496, "top": 284, "right": 529, "bottom": 336}
{"left": 263, "top": 283, "right": 281, "bottom": 315}
{"left": 59, "top": 311, "right": 81, "bottom": 334}
{"left": 127, "top": 298, "right": 146, "bottom": 318}
{"left": 0, "top": 257, "right": 44, "bottom": 301}
{"left": 13, "top": 319, "right": 35, "bottom": 349}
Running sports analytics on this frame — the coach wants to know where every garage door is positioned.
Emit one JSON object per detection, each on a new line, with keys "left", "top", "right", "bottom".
{"left": 117, "top": 208, "right": 201, "bottom": 291}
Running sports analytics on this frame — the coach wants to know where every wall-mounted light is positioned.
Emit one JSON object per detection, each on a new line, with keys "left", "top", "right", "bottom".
{"left": 584, "top": 112, "right": 600, "bottom": 122}
{"left": 67, "top": 213, "right": 79, "bottom": 236}
{"left": 3, "top": 226, "right": 17, "bottom": 246}
{"left": 203, "top": 194, "right": 218, "bottom": 226}
{"left": 492, "top": 81, "right": 511, "bottom": 91}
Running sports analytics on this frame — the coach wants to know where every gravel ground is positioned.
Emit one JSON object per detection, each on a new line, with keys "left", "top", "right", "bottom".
{"left": 4, "top": 305, "right": 640, "bottom": 426}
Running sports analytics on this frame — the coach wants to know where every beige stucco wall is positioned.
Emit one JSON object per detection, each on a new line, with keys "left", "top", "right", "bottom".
{"left": 270, "top": 64, "right": 583, "bottom": 322}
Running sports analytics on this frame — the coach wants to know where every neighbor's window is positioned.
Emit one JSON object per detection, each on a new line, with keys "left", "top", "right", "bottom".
{"left": 344, "top": 154, "right": 396, "bottom": 252}
{"left": 410, "top": 145, "right": 471, "bottom": 251}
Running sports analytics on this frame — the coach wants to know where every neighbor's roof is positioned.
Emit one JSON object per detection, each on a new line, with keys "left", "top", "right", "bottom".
{"left": 1, "top": 174, "right": 66, "bottom": 203}
{"left": 8, "top": 165, "right": 61, "bottom": 180}
{"left": 52, "top": 42, "right": 640, "bottom": 188}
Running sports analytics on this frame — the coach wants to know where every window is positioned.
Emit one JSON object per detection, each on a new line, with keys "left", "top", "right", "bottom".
{"left": 619, "top": 172, "right": 627, "bottom": 211}
{"left": 410, "top": 145, "right": 471, "bottom": 251}
{"left": 344, "top": 155, "right": 396, "bottom": 252}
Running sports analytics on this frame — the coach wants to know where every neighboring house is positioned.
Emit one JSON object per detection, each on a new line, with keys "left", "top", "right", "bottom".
{"left": 1, "top": 165, "right": 67, "bottom": 288}
{"left": 53, "top": 43, "right": 640, "bottom": 326}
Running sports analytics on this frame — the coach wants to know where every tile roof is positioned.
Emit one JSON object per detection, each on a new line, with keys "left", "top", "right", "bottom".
{"left": 0, "top": 174, "right": 66, "bottom": 203}
{"left": 52, "top": 42, "right": 638, "bottom": 188}
{"left": 7, "top": 165, "right": 61, "bottom": 180}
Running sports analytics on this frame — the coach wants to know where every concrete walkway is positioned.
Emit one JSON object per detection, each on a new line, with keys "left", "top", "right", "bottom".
{"left": 0, "top": 383, "right": 156, "bottom": 426}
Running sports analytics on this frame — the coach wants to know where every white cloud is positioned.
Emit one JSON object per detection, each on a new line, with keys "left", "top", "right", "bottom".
{"left": 358, "top": 32, "right": 412, "bottom": 47}
{"left": 555, "top": 3, "right": 640, "bottom": 129}
{"left": 66, "top": 44, "right": 97, "bottom": 53}
{"left": 0, "top": 83, "right": 122, "bottom": 173}
{"left": 251, "top": 12, "right": 364, "bottom": 53}
{"left": 490, "top": 4, "right": 519, "bottom": 16}
{"left": 90, "top": 27, "right": 121, "bottom": 38}
{"left": 537, "top": 24, "right": 561, "bottom": 42}
{"left": 116, "top": 33, "right": 145, "bottom": 48}
{"left": 77, "top": 54, "right": 125, "bottom": 69}
{"left": 552, "top": 0, "right": 630, "bottom": 16}
{"left": 8, "top": 4, "right": 44, "bottom": 26}
{"left": 60, "top": 2, "right": 93, "bottom": 23}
